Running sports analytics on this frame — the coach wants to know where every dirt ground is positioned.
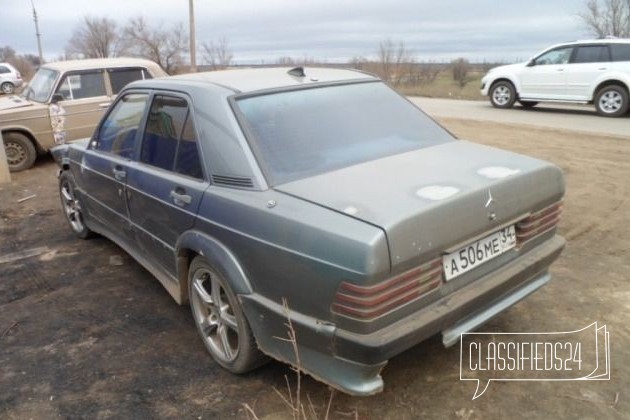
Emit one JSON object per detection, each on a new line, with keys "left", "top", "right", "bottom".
{"left": 0, "top": 118, "right": 628, "bottom": 419}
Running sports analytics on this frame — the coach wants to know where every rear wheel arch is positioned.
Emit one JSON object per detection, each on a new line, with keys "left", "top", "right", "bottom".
{"left": 593, "top": 81, "right": 629, "bottom": 117}
{"left": 176, "top": 231, "right": 253, "bottom": 304}
{"left": 593, "top": 79, "right": 629, "bottom": 99}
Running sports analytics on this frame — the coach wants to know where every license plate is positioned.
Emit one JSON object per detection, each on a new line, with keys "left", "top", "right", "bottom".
{"left": 443, "top": 225, "right": 516, "bottom": 281}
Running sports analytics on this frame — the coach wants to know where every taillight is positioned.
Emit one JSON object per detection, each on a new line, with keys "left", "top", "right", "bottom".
{"left": 516, "top": 201, "right": 563, "bottom": 245}
{"left": 331, "top": 257, "right": 443, "bottom": 320}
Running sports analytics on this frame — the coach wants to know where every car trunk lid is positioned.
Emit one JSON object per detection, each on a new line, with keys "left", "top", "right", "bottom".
{"left": 275, "top": 140, "right": 564, "bottom": 273}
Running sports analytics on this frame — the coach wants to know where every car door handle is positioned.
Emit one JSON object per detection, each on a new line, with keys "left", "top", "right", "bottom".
{"left": 556, "top": 68, "right": 565, "bottom": 72}
{"left": 99, "top": 102, "right": 112, "bottom": 108}
{"left": 112, "top": 167, "right": 126, "bottom": 181}
{"left": 598, "top": 67, "right": 607, "bottom": 71}
{"left": 170, "top": 189, "right": 192, "bottom": 206}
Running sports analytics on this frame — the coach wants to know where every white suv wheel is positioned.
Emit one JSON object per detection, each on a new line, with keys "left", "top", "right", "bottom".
{"left": 595, "top": 86, "right": 629, "bottom": 118}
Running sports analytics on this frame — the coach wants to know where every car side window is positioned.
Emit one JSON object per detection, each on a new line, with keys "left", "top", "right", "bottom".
{"left": 56, "top": 71, "right": 107, "bottom": 100}
{"left": 572, "top": 46, "right": 611, "bottom": 63}
{"left": 0, "top": 66, "right": 9, "bottom": 74}
{"left": 108, "top": 68, "right": 152, "bottom": 95}
{"left": 611, "top": 44, "right": 630, "bottom": 62}
{"left": 94, "top": 93, "right": 149, "bottom": 158}
{"left": 140, "top": 95, "right": 188, "bottom": 171}
{"left": 534, "top": 47, "right": 573, "bottom": 65}
{"left": 174, "top": 114, "right": 203, "bottom": 179}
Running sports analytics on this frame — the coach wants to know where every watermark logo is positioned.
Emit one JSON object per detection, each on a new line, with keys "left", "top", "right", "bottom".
{"left": 460, "top": 322, "right": 610, "bottom": 399}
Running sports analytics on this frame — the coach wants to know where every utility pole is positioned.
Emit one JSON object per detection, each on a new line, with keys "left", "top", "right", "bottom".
{"left": 189, "top": 0, "right": 197, "bottom": 72}
{"left": 31, "top": 0, "right": 44, "bottom": 64}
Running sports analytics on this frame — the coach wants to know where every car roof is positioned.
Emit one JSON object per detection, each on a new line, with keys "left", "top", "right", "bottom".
{"left": 41, "top": 57, "right": 163, "bottom": 72}
{"left": 559, "top": 38, "right": 630, "bottom": 47}
{"left": 159, "top": 67, "right": 377, "bottom": 93}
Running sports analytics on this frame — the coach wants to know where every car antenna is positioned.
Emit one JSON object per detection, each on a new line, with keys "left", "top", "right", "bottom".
{"left": 287, "top": 67, "right": 306, "bottom": 77}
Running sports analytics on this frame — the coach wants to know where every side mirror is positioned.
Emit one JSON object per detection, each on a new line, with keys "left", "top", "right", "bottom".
{"left": 51, "top": 93, "right": 64, "bottom": 104}
{"left": 526, "top": 59, "right": 536, "bottom": 67}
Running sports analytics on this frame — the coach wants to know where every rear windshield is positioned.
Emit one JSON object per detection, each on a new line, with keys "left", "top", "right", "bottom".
{"left": 236, "top": 81, "right": 454, "bottom": 185}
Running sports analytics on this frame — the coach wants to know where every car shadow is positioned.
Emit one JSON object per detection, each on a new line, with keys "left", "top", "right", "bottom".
{"left": 517, "top": 104, "right": 630, "bottom": 118}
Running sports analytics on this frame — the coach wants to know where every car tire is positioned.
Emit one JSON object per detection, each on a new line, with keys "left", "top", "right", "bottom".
{"left": 188, "top": 256, "right": 267, "bottom": 374}
{"left": 1, "top": 82, "right": 14, "bottom": 94}
{"left": 595, "top": 85, "right": 629, "bottom": 117}
{"left": 59, "top": 171, "right": 94, "bottom": 239}
{"left": 519, "top": 100, "right": 538, "bottom": 108}
{"left": 489, "top": 81, "right": 517, "bottom": 109}
{"left": 3, "top": 132, "right": 37, "bottom": 172}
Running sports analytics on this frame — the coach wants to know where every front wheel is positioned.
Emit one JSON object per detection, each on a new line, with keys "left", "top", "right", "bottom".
{"left": 3, "top": 132, "right": 37, "bottom": 172}
{"left": 489, "top": 81, "right": 517, "bottom": 109}
{"left": 595, "top": 85, "right": 629, "bottom": 117}
{"left": 188, "top": 256, "right": 266, "bottom": 373}
{"left": 59, "top": 172, "right": 93, "bottom": 239}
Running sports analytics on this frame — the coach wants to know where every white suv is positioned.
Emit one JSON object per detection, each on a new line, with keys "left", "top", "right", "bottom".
{"left": 481, "top": 39, "right": 630, "bottom": 117}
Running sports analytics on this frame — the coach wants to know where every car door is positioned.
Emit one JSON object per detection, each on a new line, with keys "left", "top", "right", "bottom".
{"left": 51, "top": 69, "right": 112, "bottom": 142}
{"left": 126, "top": 93, "right": 208, "bottom": 275}
{"left": 565, "top": 45, "right": 611, "bottom": 100}
{"left": 520, "top": 46, "right": 573, "bottom": 100}
{"left": 80, "top": 92, "right": 150, "bottom": 243}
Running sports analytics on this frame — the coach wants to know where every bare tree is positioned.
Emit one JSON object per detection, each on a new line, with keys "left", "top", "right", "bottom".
{"left": 124, "top": 17, "right": 188, "bottom": 74}
{"left": 376, "top": 38, "right": 414, "bottom": 86}
{"left": 201, "top": 36, "right": 233, "bottom": 70}
{"left": 451, "top": 57, "right": 471, "bottom": 88}
{"left": 0, "top": 46, "right": 16, "bottom": 62}
{"left": 65, "top": 16, "right": 124, "bottom": 58}
{"left": 579, "top": 0, "right": 630, "bottom": 37}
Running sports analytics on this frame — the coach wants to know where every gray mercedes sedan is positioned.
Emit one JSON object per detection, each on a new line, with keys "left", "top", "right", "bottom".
{"left": 52, "top": 67, "right": 565, "bottom": 396}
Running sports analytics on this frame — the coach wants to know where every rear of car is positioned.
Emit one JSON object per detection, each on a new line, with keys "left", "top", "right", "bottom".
{"left": 0, "top": 62, "right": 23, "bottom": 94}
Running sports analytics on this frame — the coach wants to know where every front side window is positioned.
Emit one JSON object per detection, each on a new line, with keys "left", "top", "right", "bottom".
{"left": 55, "top": 71, "right": 107, "bottom": 100}
{"left": 94, "top": 93, "right": 149, "bottom": 158}
{"left": 236, "top": 81, "right": 454, "bottom": 185}
{"left": 534, "top": 47, "right": 573, "bottom": 65}
{"left": 23, "top": 68, "right": 58, "bottom": 102}
{"left": 572, "top": 46, "right": 610, "bottom": 63}
{"left": 108, "top": 68, "right": 151, "bottom": 95}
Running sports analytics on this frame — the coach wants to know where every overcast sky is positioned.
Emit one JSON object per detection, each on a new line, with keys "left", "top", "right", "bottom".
{"left": 3, "top": 0, "right": 590, "bottom": 63}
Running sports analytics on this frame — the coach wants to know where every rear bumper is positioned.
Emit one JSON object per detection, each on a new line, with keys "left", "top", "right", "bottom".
{"left": 241, "top": 235, "right": 565, "bottom": 396}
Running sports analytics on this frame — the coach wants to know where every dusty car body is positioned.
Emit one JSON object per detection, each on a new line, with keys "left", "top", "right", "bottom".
{"left": 52, "top": 67, "right": 565, "bottom": 396}
{"left": 0, "top": 57, "right": 166, "bottom": 172}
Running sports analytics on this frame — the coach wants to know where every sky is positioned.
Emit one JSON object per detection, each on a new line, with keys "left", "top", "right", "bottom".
{"left": 2, "top": 0, "right": 591, "bottom": 64}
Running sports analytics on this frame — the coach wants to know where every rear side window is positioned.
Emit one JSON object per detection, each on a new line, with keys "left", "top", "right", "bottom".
{"left": 175, "top": 115, "right": 203, "bottom": 179}
{"left": 56, "top": 71, "right": 107, "bottom": 100}
{"left": 140, "top": 95, "right": 188, "bottom": 171}
{"left": 94, "top": 93, "right": 149, "bottom": 157}
{"left": 140, "top": 95, "right": 203, "bottom": 179}
{"left": 611, "top": 44, "right": 630, "bottom": 62}
{"left": 108, "top": 68, "right": 152, "bottom": 95}
{"left": 572, "top": 46, "right": 611, "bottom": 63}
{"left": 0, "top": 66, "right": 9, "bottom": 74}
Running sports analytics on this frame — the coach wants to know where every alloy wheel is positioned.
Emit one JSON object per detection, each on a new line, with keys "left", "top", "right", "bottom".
{"left": 60, "top": 180, "right": 86, "bottom": 233}
{"left": 190, "top": 268, "right": 240, "bottom": 363}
